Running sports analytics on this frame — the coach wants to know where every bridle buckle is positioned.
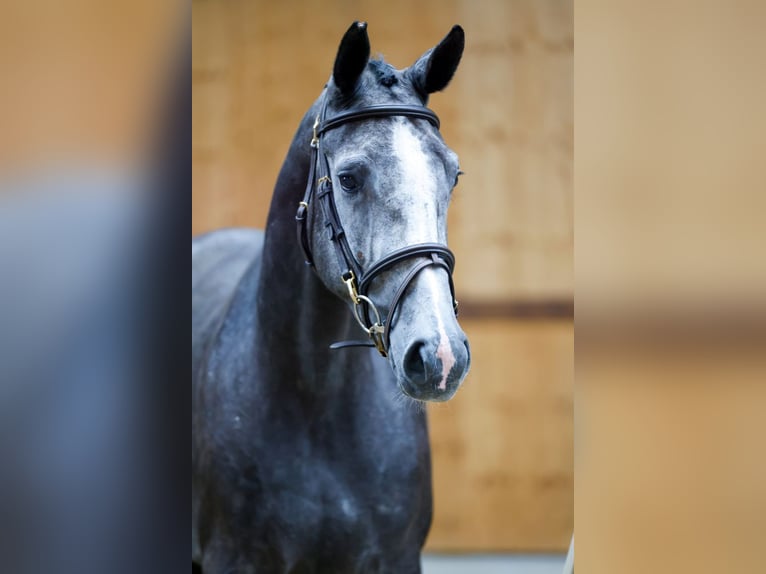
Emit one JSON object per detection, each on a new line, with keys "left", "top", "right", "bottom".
{"left": 342, "top": 270, "right": 359, "bottom": 303}
{"left": 343, "top": 270, "right": 387, "bottom": 357}
{"left": 368, "top": 325, "right": 387, "bottom": 357}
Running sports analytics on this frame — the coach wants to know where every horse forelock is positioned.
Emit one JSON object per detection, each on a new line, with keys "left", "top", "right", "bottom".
{"left": 329, "top": 57, "right": 423, "bottom": 111}
{"left": 368, "top": 57, "right": 398, "bottom": 88}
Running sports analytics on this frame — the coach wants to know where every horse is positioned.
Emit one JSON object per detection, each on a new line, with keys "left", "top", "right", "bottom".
{"left": 192, "top": 21, "right": 471, "bottom": 573}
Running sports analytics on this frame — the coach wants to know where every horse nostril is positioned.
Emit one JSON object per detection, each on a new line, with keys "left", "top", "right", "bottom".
{"left": 403, "top": 340, "right": 429, "bottom": 382}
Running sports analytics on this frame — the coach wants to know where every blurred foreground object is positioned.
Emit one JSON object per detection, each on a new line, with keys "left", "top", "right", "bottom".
{"left": 0, "top": 1, "right": 187, "bottom": 573}
{"left": 575, "top": 1, "right": 766, "bottom": 572}
{"left": 0, "top": 176, "right": 149, "bottom": 574}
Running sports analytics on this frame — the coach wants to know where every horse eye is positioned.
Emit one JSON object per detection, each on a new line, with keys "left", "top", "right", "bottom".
{"left": 338, "top": 173, "right": 358, "bottom": 192}
{"left": 454, "top": 169, "right": 464, "bottom": 188}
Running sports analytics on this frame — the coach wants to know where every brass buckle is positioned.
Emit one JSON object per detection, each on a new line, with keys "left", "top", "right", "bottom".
{"left": 342, "top": 271, "right": 387, "bottom": 357}
{"left": 369, "top": 325, "right": 387, "bottom": 357}
{"left": 342, "top": 270, "right": 359, "bottom": 304}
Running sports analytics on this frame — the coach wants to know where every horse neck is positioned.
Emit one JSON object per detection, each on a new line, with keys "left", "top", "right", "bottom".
{"left": 250, "top": 100, "right": 363, "bottom": 394}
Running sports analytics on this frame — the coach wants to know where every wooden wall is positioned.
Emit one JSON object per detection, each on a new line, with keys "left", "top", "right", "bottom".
{"left": 193, "top": 0, "right": 572, "bottom": 552}
{"left": 1, "top": 1, "right": 181, "bottom": 169}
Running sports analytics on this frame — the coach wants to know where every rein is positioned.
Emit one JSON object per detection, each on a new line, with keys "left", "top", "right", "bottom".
{"left": 295, "top": 94, "right": 458, "bottom": 357}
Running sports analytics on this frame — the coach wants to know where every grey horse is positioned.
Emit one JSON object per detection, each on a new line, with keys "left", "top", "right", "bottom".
{"left": 193, "top": 22, "right": 470, "bottom": 573}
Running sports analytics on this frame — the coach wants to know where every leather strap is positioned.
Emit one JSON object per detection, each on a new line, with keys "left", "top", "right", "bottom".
{"left": 358, "top": 243, "right": 455, "bottom": 294}
{"left": 329, "top": 339, "right": 376, "bottom": 350}
{"left": 318, "top": 105, "right": 439, "bottom": 136}
{"left": 294, "top": 147, "right": 317, "bottom": 266}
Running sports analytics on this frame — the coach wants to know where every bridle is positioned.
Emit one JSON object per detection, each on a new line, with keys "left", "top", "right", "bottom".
{"left": 295, "top": 92, "right": 459, "bottom": 357}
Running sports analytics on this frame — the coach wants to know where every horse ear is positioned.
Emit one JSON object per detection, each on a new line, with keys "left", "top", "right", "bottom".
{"left": 408, "top": 25, "right": 464, "bottom": 98}
{"left": 333, "top": 21, "right": 371, "bottom": 95}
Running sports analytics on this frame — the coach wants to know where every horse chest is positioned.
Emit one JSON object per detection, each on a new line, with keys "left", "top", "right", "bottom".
{"left": 243, "top": 407, "right": 430, "bottom": 561}
{"left": 260, "top": 418, "right": 425, "bottom": 517}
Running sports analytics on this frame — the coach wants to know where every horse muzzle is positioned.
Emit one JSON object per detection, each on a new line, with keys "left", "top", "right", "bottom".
{"left": 399, "top": 331, "right": 471, "bottom": 401}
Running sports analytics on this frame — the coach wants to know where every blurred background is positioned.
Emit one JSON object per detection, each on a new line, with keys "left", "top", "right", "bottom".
{"left": 193, "top": 0, "right": 573, "bottom": 567}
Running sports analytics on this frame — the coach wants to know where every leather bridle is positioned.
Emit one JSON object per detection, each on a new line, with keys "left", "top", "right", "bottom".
{"left": 295, "top": 93, "right": 458, "bottom": 357}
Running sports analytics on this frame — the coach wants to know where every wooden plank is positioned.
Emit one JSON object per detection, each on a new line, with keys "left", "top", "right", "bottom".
{"left": 448, "top": 0, "right": 573, "bottom": 301}
{"left": 427, "top": 318, "right": 573, "bottom": 552}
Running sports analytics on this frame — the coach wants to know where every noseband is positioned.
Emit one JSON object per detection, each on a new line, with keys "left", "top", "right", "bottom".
{"left": 295, "top": 95, "right": 458, "bottom": 357}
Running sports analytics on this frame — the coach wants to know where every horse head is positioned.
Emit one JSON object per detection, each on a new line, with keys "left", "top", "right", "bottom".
{"left": 303, "top": 22, "right": 470, "bottom": 401}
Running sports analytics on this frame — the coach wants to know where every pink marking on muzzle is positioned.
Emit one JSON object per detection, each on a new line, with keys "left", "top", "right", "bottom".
{"left": 435, "top": 324, "right": 456, "bottom": 391}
